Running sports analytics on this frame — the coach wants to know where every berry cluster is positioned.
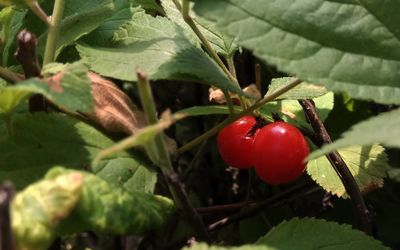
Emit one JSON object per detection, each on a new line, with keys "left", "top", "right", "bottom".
{"left": 217, "top": 116, "right": 309, "bottom": 185}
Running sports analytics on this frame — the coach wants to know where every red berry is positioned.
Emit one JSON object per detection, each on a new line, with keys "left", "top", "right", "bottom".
{"left": 217, "top": 116, "right": 257, "bottom": 169}
{"left": 252, "top": 121, "right": 309, "bottom": 185}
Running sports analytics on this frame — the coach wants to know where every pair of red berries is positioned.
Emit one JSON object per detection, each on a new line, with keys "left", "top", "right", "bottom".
{"left": 217, "top": 116, "right": 309, "bottom": 185}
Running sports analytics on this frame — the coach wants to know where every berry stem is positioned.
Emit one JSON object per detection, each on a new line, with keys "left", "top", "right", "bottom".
{"left": 177, "top": 78, "right": 302, "bottom": 154}
{"left": 299, "top": 99, "right": 373, "bottom": 235}
{"left": 43, "top": 0, "right": 65, "bottom": 67}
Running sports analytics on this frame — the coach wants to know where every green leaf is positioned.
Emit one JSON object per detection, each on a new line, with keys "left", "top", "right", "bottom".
{"left": 46, "top": 167, "right": 174, "bottom": 235}
{"left": 260, "top": 92, "right": 334, "bottom": 129}
{"left": 0, "top": 7, "right": 26, "bottom": 66}
{"left": 0, "top": 87, "right": 30, "bottom": 114}
{"left": 183, "top": 244, "right": 268, "bottom": 250}
{"left": 307, "top": 145, "right": 389, "bottom": 198}
{"left": 132, "top": 0, "right": 163, "bottom": 14}
{"left": 11, "top": 167, "right": 173, "bottom": 249}
{"left": 193, "top": 1, "right": 400, "bottom": 105}
{"left": 267, "top": 77, "right": 329, "bottom": 100}
{"left": 12, "top": 172, "right": 84, "bottom": 250}
{"left": 309, "top": 108, "right": 400, "bottom": 159}
{"left": 25, "top": 0, "right": 115, "bottom": 57}
{"left": 185, "top": 218, "right": 388, "bottom": 249}
{"left": 0, "top": 61, "right": 93, "bottom": 114}
{"left": 0, "top": 113, "right": 156, "bottom": 192}
{"left": 82, "top": 0, "right": 138, "bottom": 47}
{"left": 256, "top": 218, "right": 388, "bottom": 250}
{"left": 78, "top": 11, "right": 242, "bottom": 95}
{"left": 160, "top": 0, "right": 237, "bottom": 58}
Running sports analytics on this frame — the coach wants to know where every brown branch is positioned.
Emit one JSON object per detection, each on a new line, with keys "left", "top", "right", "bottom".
{"left": 299, "top": 99, "right": 373, "bottom": 235}
{"left": 0, "top": 182, "right": 16, "bottom": 250}
{"left": 207, "top": 183, "right": 318, "bottom": 231}
{"left": 196, "top": 201, "right": 253, "bottom": 214}
{"left": 15, "top": 29, "right": 46, "bottom": 112}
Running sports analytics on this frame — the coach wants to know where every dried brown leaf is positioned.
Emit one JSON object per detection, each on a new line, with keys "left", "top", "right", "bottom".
{"left": 85, "top": 72, "right": 147, "bottom": 135}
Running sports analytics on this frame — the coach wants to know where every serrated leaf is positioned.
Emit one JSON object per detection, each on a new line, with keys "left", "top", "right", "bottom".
{"left": 132, "top": 0, "right": 163, "bottom": 14}
{"left": 78, "top": 11, "right": 243, "bottom": 95}
{"left": 183, "top": 244, "right": 268, "bottom": 250}
{"left": 267, "top": 77, "right": 328, "bottom": 100}
{"left": 11, "top": 172, "right": 84, "bottom": 250}
{"left": 256, "top": 218, "right": 388, "bottom": 250}
{"left": 161, "top": 0, "right": 237, "bottom": 58}
{"left": 82, "top": 0, "right": 140, "bottom": 47}
{"left": 309, "top": 108, "right": 400, "bottom": 159}
{"left": 307, "top": 145, "right": 389, "bottom": 198}
{"left": 184, "top": 218, "right": 388, "bottom": 249}
{"left": 45, "top": 167, "right": 174, "bottom": 235}
{"left": 0, "top": 113, "right": 156, "bottom": 192}
{"left": 193, "top": 1, "right": 400, "bottom": 105}
{"left": 260, "top": 92, "right": 334, "bottom": 129}
{"left": 25, "top": 0, "right": 115, "bottom": 57}
{"left": 0, "top": 61, "right": 93, "bottom": 114}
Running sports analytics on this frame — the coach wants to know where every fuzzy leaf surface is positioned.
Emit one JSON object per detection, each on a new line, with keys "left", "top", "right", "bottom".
{"left": 24, "top": 0, "right": 115, "bottom": 56}
{"left": 194, "top": 0, "right": 400, "bottom": 104}
{"left": 161, "top": 0, "right": 237, "bottom": 57}
{"left": 78, "top": 11, "right": 242, "bottom": 94}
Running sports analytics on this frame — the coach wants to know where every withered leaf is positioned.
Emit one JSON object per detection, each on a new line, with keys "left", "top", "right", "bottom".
{"left": 84, "top": 72, "right": 147, "bottom": 135}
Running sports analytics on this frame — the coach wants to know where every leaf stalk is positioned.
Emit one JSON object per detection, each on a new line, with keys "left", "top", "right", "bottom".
{"left": 43, "top": 0, "right": 65, "bottom": 67}
{"left": 177, "top": 78, "right": 302, "bottom": 154}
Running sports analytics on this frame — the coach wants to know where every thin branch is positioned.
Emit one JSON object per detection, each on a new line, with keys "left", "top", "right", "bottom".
{"left": 28, "top": 1, "right": 51, "bottom": 26}
{"left": 136, "top": 70, "right": 210, "bottom": 242}
{"left": 177, "top": 78, "right": 302, "bottom": 154}
{"left": 207, "top": 183, "right": 319, "bottom": 231}
{"left": 196, "top": 201, "right": 252, "bottom": 214}
{"left": 255, "top": 63, "right": 262, "bottom": 92}
{"left": 299, "top": 99, "right": 373, "bottom": 235}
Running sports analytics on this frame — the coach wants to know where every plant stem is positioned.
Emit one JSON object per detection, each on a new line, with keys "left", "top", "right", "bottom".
{"left": 299, "top": 99, "right": 373, "bottom": 235}
{"left": 177, "top": 78, "right": 302, "bottom": 154}
{"left": 28, "top": 1, "right": 51, "bottom": 26}
{"left": 0, "top": 66, "right": 23, "bottom": 83}
{"left": 136, "top": 70, "right": 210, "bottom": 242}
{"left": 178, "top": 0, "right": 240, "bottom": 90}
{"left": 43, "top": 0, "right": 65, "bottom": 66}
